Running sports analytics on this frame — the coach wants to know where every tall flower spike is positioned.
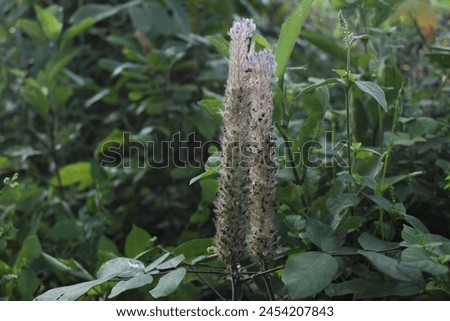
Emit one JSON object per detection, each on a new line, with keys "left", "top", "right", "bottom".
{"left": 247, "top": 49, "right": 277, "bottom": 268}
{"left": 214, "top": 18, "right": 255, "bottom": 273}
{"left": 338, "top": 10, "right": 353, "bottom": 49}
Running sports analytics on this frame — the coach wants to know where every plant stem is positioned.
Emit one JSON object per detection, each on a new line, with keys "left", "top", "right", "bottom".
{"left": 345, "top": 46, "right": 352, "bottom": 175}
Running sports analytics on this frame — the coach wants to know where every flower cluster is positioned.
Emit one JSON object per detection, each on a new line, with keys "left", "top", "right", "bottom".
{"left": 215, "top": 18, "right": 277, "bottom": 273}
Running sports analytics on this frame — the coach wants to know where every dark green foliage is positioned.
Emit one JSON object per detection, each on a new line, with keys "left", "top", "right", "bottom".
{"left": 1, "top": 0, "right": 449, "bottom": 301}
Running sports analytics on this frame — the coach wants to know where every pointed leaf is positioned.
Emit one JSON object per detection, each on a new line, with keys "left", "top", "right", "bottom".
{"left": 305, "top": 218, "right": 338, "bottom": 252}
{"left": 108, "top": 274, "right": 154, "bottom": 298}
{"left": 275, "top": 0, "right": 313, "bottom": 79}
{"left": 206, "top": 35, "right": 229, "bottom": 58}
{"left": 149, "top": 268, "right": 186, "bottom": 298}
{"left": 156, "top": 255, "right": 185, "bottom": 270}
{"left": 282, "top": 251, "right": 338, "bottom": 299}
{"left": 145, "top": 253, "right": 171, "bottom": 273}
{"left": 354, "top": 80, "right": 387, "bottom": 112}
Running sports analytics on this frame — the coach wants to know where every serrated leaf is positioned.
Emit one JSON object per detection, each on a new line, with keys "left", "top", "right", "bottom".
{"left": 149, "top": 268, "right": 186, "bottom": 298}
{"left": 282, "top": 251, "right": 338, "bottom": 299}
{"left": 108, "top": 274, "right": 154, "bottom": 298}
{"left": 354, "top": 80, "right": 387, "bottom": 112}
{"left": 274, "top": 0, "right": 313, "bottom": 79}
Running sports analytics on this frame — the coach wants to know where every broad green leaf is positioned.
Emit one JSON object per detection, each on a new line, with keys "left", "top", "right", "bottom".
{"left": 408, "top": 117, "right": 438, "bottom": 138}
{"left": 35, "top": 5, "right": 63, "bottom": 42}
{"left": 401, "top": 248, "right": 448, "bottom": 275}
{"left": 108, "top": 274, "right": 154, "bottom": 298}
{"left": 358, "top": 250, "right": 424, "bottom": 286}
{"left": 173, "top": 238, "right": 214, "bottom": 262}
{"left": 52, "top": 161, "right": 92, "bottom": 190}
{"left": 326, "top": 193, "right": 359, "bottom": 216}
{"left": 404, "top": 214, "right": 429, "bottom": 233}
{"left": 156, "top": 255, "right": 185, "bottom": 270}
{"left": 61, "top": 18, "right": 95, "bottom": 48}
{"left": 325, "top": 278, "right": 366, "bottom": 297}
{"left": 305, "top": 218, "right": 338, "bottom": 252}
{"left": 276, "top": 182, "right": 303, "bottom": 213}
{"left": 149, "top": 267, "right": 186, "bottom": 298}
{"left": 14, "top": 234, "right": 42, "bottom": 270}
{"left": 354, "top": 80, "right": 388, "bottom": 112}
{"left": 125, "top": 225, "right": 154, "bottom": 258}
{"left": 282, "top": 251, "right": 338, "bottom": 299}
{"left": 274, "top": 0, "right": 313, "bottom": 79}
{"left": 363, "top": 193, "right": 392, "bottom": 213}
{"left": 380, "top": 172, "right": 422, "bottom": 192}
{"left": 206, "top": 35, "right": 229, "bottom": 58}
{"left": 358, "top": 232, "right": 399, "bottom": 251}
{"left": 97, "top": 258, "right": 145, "bottom": 279}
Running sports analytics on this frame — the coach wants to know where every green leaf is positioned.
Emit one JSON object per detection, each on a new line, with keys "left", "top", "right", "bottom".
{"left": 408, "top": 117, "right": 438, "bottom": 138}
{"left": 96, "top": 258, "right": 145, "bottom": 279}
{"left": 404, "top": 214, "right": 429, "bottom": 233}
{"left": 274, "top": 0, "right": 313, "bottom": 79}
{"left": 14, "top": 234, "right": 42, "bottom": 271}
{"left": 358, "top": 232, "right": 399, "bottom": 251}
{"left": 173, "top": 238, "right": 214, "bottom": 262}
{"left": 156, "top": 255, "right": 185, "bottom": 270}
{"left": 149, "top": 267, "right": 186, "bottom": 298}
{"left": 326, "top": 193, "right": 359, "bottom": 216}
{"left": 189, "top": 168, "right": 219, "bottom": 185}
{"left": 35, "top": 5, "right": 63, "bottom": 42}
{"left": 17, "top": 19, "right": 47, "bottom": 45}
{"left": 206, "top": 35, "right": 229, "bottom": 58}
{"left": 365, "top": 193, "right": 393, "bottom": 213}
{"left": 295, "top": 78, "right": 340, "bottom": 99}
{"left": 61, "top": 18, "right": 95, "bottom": 48}
{"left": 145, "top": 253, "right": 171, "bottom": 273}
{"left": 354, "top": 280, "right": 422, "bottom": 299}
{"left": 125, "top": 225, "right": 154, "bottom": 258}
{"left": 108, "top": 274, "right": 154, "bottom": 298}
{"left": 197, "top": 98, "right": 223, "bottom": 121}
{"left": 35, "top": 278, "right": 112, "bottom": 301}
{"left": 282, "top": 251, "right": 338, "bottom": 299}
{"left": 253, "top": 34, "right": 272, "bottom": 50}
{"left": 164, "top": 0, "right": 191, "bottom": 34}
{"left": 401, "top": 248, "right": 448, "bottom": 275}
{"left": 358, "top": 250, "right": 424, "bottom": 286}
{"left": 53, "top": 161, "right": 92, "bottom": 190}
{"left": 354, "top": 80, "right": 388, "bottom": 112}
{"left": 42, "top": 253, "right": 93, "bottom": 282}
{"left": 305, "top": 218, "right": 338, "bottom": 252}
{"left": 21, "top": 86, "right": 50, "bottom": 117}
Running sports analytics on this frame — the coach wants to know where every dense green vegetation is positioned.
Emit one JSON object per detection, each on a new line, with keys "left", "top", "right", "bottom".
{"left": 1, "top": 0, "right": 449, "bottom": 301}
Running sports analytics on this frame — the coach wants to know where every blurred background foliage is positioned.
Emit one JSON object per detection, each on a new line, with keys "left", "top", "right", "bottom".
{"left": 0, "top": 0, "right": 449, "bottom": 300}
